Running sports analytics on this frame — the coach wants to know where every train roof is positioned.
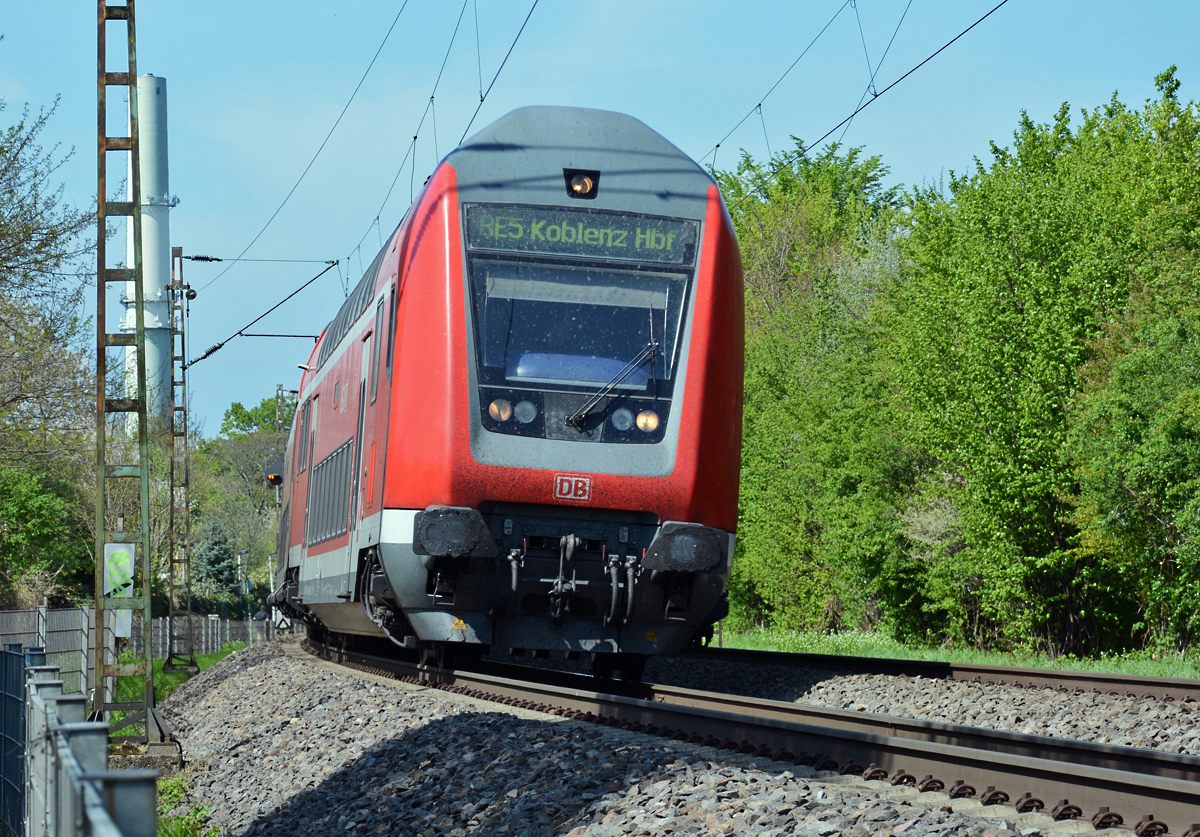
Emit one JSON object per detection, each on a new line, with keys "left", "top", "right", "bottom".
{"left": 313, "top": 108, "right": 716, "bottom": 376}
{"left": 447, "top": 106, "right": 714, "bottom": 222}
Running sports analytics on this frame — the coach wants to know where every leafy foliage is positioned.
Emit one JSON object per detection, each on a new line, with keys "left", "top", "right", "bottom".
{"left": 718, "top": 142, "right": 919, "bottom": 635}
{"left": 191, "top": 395, "right": 291, "bottom": 613}
{"left": 220, "top": 393, "right": 295, "bottom": 436}
{"left": 0, "top": 91, "right": 95, "bottom": 605}
{"left": 0, "top": 97, "right": 93, "bottom": 306}
{"left": 728, "top": 69, "right": 1200, "bottom": 656}
{"left": 0, "top": 465, "right": 89, "bottom": 606}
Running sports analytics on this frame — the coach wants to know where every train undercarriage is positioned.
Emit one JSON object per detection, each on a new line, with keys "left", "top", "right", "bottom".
{"left": 273, "top": 503, "right": 730, "bottom": 682}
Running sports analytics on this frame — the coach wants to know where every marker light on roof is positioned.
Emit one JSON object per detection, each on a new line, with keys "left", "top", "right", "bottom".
{"left": 570, "top": 174, "right": 594, "bottom": 194}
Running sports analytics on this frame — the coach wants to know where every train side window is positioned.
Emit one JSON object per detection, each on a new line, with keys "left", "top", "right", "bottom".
{"left": 385, "top": 285, "right": 396, "bottom": 379}
{"left": 297, "top": 399, "right": 311, "bottom": 473}
{"left": 370, "top": 298, "right": 384, "bottom": 404}
{"left": 303, "top": 439, "right": 353, "bottom": 546}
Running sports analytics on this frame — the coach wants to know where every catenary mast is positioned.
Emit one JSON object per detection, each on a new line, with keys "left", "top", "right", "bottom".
{"left": 124, "top": 74, "right": 177, "bottom": 417}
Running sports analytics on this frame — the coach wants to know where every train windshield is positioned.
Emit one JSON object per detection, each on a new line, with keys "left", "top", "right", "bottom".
{"left": 469, "top": 258, "right": 690, "bottom": 393}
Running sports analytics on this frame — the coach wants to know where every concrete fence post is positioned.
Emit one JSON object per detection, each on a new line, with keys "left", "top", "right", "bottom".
{"left": 79, "top": 608, "right": 89, "bottom": 698}
{"left": 94, "top": 771, "right": 159, "bottom": 837}
{"left": 24, "top": 674, "right": 158, "bottom": 837}
{"left": 35, "top": 602, "right": 47, "bottom": 651}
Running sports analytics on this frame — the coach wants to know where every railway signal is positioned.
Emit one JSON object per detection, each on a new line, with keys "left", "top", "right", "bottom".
{"left": 164, "top": 247, "right": 198, "bottom": 674}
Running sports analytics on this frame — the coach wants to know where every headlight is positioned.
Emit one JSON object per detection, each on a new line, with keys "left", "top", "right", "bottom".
{"left": 514, "top": 400, "right": 538, "bottom": 424}
{"left": 611, "top": 408, "right": 634, "bottom": 431}
{"left": 636, "top": 410, "right": 659, "bottom": 432}
{"left": 488, "top": 399, "right": 513, "bottom": 421}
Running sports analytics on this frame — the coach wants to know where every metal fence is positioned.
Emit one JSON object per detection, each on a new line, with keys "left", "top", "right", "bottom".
{"left": 23, "top": 655, "right": 157, "bottom": 837}
{"left": 0, "top": 613, "right": 300, "bottom": 836}
{"left": 126, "top": 615, "right": 279, "bottom": 658}
{"left": 0, "top": 645, "right": 28, "bottom": 836}
{"left": 0, "top": 611, "right": 92, "bottom": 697}
{"left": 0, "top": 609, "right": 296, "bottom": 698}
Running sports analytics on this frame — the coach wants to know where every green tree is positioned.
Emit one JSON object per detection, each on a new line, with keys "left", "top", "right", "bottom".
{"left": 0, "top": 465, "right": 90, "bottom": 606}
{"left": 192, "top": 395, "right": 292, "bottom": 606}
{"left": 718, "top": 142, "right": 916, "bottom": 634}
{"left": 0, "top": 85, "right": 97, "bottom": 604}
{"left": 0, "top": 96, "right": 93, "bottom": 306}
{"left": 892, "top": 68, "right": 1200, "bottom": 653}
{"left": 190, "top": 519, "right": 237, "bottom": 607}
{"left": 219, "top": 391, "right": 296, "bottom": 436}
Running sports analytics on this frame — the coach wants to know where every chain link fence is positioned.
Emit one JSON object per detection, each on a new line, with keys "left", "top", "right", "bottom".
{"left": 0, "top": 608, "right": 300, "bottom": 697}
{"left": 126, "top": 615, "right": 280, "bottom": 658}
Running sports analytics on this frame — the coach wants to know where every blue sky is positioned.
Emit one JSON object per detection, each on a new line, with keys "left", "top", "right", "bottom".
{"left": 2, "top": 1, "right": 1197, "bottom": 434}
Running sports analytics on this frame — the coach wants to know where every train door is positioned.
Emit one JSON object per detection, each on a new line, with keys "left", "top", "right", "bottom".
{"left": 345, "top": 330, "right": 371, "bottom": 590}
{"left": 364, "top": 297, "right": 386, "bottom": 514}
{"left": 299, "top": 394, "right": 318, "bottom": 585}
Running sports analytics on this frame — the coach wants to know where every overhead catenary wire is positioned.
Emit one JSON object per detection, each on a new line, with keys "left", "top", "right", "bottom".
{"left": 195, "top": 1, "right": 540, "bottom": 380}
{"left": 474, "top": 0, "right": 483, "bottom": 101}
{"left": 432, "top": 95, "right": 441, "bottom": 161}
{"left": 851, "top": 0, "right": 878, "bottom": 96}
{"left": 184, "top": 255, "right": 336, "bottom": 264}
{"left": 241, "top": 333, "right": 321, "bottom": 340}
{"left": 700, "top": 0, "right": 851, "bottom": 167}
{"left": 757, "top": 105, "right": 772, "bottom": 159}
{"left": 348, "top": 0, "right": 475, "bottom": 264}
{"left": 734, "top": 0, "right": 1010, "bottom": 199}
{"left": 197, "top": 1, "right": 413, "bottom": 293}
{"left": 838, "top": 0, "right": 915, "bottom": 145}
{"left": 186, "top": 262, "right": 338, "bottom": 368}
{"left": 458, "top": 0, "right": 539, "bottom": 144}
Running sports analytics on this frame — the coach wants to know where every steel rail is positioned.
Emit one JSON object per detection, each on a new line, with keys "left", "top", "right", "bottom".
{"left": 306, "top": 640, "right": 1200, "bottom": 835}
{"left": 680, "top": 646, "right": 1200, "bottom": 702}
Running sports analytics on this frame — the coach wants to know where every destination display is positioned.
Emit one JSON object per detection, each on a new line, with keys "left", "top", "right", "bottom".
{"left": 465, "top": 204, "right": 698, "bottom": 265}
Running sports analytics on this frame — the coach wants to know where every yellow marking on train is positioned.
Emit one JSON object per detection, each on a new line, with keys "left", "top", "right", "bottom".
{"left": 451, "top": 618, "right": 467, "bottom": 631}
{"left": 644, "top": 628, "right": 657, "bottom": 642}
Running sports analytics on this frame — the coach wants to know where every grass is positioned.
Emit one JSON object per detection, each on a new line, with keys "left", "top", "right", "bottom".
{"left": 110, "top": 642, "right": 246, "bottom": 739}
{"left": 723, "top": 628, "right": 1200, "bottom": 680}
{"left": 84, "top": 645, "right": 245, "bottom": 834}
{"left": 115, "top": 648, "right": 243, "bottom": 836}
{"left": 115, "top": 641, "right": 245, "bottom": 706}
{"left": 157, "top": 773, "right": 216, "bottom": 837}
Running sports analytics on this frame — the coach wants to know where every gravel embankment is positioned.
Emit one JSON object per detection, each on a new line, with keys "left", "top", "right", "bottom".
{"left": 493, "top": 650, "right": 1200, "bottom": 755}
{"left": 636, "top": 656, "right": 1200, "bottom": 755}
{"left": 161, "top": 639, "right": 1090, "bottom": 837}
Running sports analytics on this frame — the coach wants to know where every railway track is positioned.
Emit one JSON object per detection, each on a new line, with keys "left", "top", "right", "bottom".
{"left": 684, "top": 645, "right": 1200, "bottom": 702}
{"left": 305, "top": 639, "right": 1200, "bottom": 836}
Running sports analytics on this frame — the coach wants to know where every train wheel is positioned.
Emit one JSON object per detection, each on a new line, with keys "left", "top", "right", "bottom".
{"left": 422, "top": 642, "right": 482, "bottom": 670}
{"left": 591, "top": 652, "right": 616, "bottom": 679}
{"left": 591, "top": 653, "right": 646, "bottom": 681}
{"left": 441, "top": 643, "right": 482, "bottom": 669}
{"left": 617, "top": 654, "right": 646, "bottom": 683}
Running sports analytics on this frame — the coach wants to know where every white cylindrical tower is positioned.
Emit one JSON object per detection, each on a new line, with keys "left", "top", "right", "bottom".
{"left": 124, "top": 74, "right": 176, "bottom": 420}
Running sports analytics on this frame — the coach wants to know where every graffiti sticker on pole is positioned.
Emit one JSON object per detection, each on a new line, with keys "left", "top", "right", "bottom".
{"left": 104, "top": 543, "right": 134, "bottom": 637}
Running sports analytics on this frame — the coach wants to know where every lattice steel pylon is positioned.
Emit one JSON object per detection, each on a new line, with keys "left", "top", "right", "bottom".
{"left": 94, "top": 0, "right": 173, "bottom": 749}
{"left": 165, "top": 247, "right": 198, "bottom": 674}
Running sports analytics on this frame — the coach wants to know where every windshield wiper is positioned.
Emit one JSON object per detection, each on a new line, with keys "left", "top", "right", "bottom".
{"left": 565, "top": 339, "right": 657, "bottom": 428}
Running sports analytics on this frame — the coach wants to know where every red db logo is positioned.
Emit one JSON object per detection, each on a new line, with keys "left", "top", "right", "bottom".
{"left": 554, "top": 473, "right": 592, "bottom": 503}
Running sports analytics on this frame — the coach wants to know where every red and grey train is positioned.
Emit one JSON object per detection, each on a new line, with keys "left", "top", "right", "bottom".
{"left": 270, "top": 106, "right": 744, "bottom": 679}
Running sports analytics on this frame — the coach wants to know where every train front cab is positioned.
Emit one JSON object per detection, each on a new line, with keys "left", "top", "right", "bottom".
{"left": 373, "top": 107, "right": 744, "bottom": 671}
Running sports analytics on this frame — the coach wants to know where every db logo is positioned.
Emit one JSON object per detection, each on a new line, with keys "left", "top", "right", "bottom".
{"left": 554, "top": 473, "right": 592, "bottom": 503}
